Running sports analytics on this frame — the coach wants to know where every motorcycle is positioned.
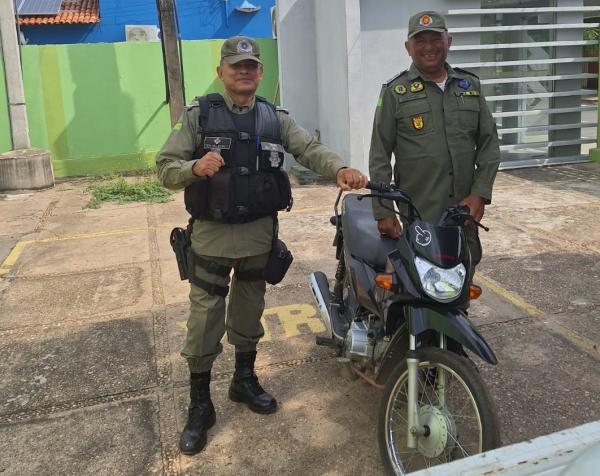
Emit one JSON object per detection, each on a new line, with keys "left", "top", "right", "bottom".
{"left": 310, "top": 181, "right": 500, "bottom": 474}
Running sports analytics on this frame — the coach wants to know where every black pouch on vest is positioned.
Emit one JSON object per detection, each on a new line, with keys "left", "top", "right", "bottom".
{"left": 249, "top": 170, "right": 293, "bottom": 217}
{"left": 264, "top": 215, "right": 293, "bottom": 285}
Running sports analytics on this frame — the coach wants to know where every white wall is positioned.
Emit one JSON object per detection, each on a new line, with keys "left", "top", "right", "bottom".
{"left": 314, "top": 0, "right": 350, "bottom": 161}
{"left": 314, "top": 0, "right": 364, "bottom": 168}
{"left": 277, "top": 0, "right": 360, "bottom": 169}
{"left": 276, "top": 0, "right": 319, "bottom": 168}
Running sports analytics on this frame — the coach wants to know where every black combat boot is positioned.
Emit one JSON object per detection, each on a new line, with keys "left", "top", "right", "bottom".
{"left": 179, "top": 371, "right": 216, "bottom": 455}
{"left": 228, "top": 351, "right": 277, "bottom": 414}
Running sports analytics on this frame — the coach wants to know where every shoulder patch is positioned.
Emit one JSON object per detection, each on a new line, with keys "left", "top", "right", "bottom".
{"left": 394, "top": 84, "right": 407, "bottom": 95}
{"left": 384, "top": 70, "right": 408, "bottom": 86}
{"left": 276, "top": 107, "right": 289, "bottom": 115}
{"left": 454, "top": 67, "right": 479, "bottom": 80}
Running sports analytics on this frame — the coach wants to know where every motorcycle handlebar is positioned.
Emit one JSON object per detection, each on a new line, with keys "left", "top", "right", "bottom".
{"left": 359, "top": 182, "right": 489, "bottom": 230}
{"left": 365, "top": 180, "right": 390, "bottom": 193}
{"left": 363, "top": 181, "right": 412, "bottom": 204}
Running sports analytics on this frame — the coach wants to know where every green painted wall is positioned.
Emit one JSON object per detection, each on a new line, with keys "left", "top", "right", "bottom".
{"left": 1, "top": 39, "right": 278, "bottom": 177}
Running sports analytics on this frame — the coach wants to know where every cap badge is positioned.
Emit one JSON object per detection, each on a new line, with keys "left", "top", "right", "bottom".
{"left": 419, "top": 15, "right": 432, "bottom": 26}
{"left": 459, "top": 79, "right": 471, "bottom": 89}
{"left": 410, "top": 81, "right": 424, "bottom": 93}
{"left": 412, "top": 115, "right": 424, "bottom": 130}
{"left": 394, "top": 84, "right": 407, "bottom": 95}
{"left": 237, "top": 40, "right": 253, "bottom": 54}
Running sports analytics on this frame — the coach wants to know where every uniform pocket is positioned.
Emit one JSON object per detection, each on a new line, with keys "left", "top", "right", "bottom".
{"left": 457, "top": 96, "right": 480, "bottom": 130}
{"left": 248, "top": 171, "right": 293, "bottom": 216}
{"left": 184, "top": 181, "right": 210, "bottom": 217}
{"left": 208, "top": 170, "right": 234, "bottom": 219}
{"left": 398, "top": 100, "right": 435, "bottom": 136}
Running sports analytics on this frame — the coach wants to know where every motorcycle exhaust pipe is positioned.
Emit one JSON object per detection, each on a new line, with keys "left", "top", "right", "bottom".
{"left": 310, "top": 271, "right": 334, "bottom": 339}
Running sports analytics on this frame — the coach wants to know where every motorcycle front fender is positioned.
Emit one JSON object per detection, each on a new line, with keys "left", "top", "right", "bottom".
{"left": 408, "top": 306, "right": 498, "bottom": 365}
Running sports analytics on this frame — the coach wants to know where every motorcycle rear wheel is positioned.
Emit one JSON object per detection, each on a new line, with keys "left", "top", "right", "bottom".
{"left": 378, "top": 347, "right": 500, "bottom": 475}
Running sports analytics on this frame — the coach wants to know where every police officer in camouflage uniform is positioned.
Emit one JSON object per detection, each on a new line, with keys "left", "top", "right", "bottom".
{"left": 369, "top": 11, "right": 500, "bottom": 270}
{"left": 156, "top": 36, "right": 367, "bottom": 456}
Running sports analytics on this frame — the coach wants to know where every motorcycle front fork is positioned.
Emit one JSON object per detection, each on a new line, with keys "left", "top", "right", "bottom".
{"left": 406, "top": 332, "right": 447, "bottom": 449}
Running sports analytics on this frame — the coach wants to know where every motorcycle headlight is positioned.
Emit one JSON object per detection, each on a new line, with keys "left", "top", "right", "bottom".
{"left": 414, "top": 256, "right": 466, "bottom": 302}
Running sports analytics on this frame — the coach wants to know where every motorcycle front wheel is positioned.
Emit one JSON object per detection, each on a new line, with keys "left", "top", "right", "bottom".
{"left": 378, "top": 347, "right": 500, "bottom": 475}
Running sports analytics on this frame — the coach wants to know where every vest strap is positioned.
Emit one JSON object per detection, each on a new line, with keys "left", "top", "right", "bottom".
{"left": 190, "top": 275, "right": 230, "bottom": 297}
{"left": 191, "top": 251, "right": 231, "bottom": 277}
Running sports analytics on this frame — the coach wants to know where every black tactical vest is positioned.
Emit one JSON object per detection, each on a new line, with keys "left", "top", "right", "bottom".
{"left": 184, "top": 94, "right": 293, "bottom": 223}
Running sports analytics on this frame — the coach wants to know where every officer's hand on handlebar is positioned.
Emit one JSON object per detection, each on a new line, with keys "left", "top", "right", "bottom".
{"left": 459, "top": 195, "right": 485, "bottom": 223}
{"left": 192, "top": 151, "right": 225, "bottom": 177}
{"left": 377, "top": 216, "right": 402, "bottom": 239}
{"left": 336, "top": 168, "right": 369, "bottom": 191}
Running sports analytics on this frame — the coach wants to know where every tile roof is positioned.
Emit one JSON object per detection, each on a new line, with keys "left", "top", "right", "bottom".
{"left": 18, "top": 0, "right": 100, "bottom": 25}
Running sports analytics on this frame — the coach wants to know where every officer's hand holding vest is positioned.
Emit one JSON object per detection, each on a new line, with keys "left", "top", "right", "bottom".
{"left": 192, "top": 151, "right": 225, "bottom": 177}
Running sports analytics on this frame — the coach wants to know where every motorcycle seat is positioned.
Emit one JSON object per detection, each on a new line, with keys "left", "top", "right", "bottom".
{"left": 342, "top": 194, "right": 398, "bottom": 271}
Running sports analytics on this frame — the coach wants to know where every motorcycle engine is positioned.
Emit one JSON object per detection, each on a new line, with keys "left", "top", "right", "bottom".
{"left": 344, "top": 318, "right": 387, "bottom": 368}
{"left": 345, "top": 321, "right": 371, "bottom": 360}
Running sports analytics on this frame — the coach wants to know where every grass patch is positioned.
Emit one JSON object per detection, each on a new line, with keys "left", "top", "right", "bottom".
{"left": 84, "top": 177, "right": 173, "bottom": 209}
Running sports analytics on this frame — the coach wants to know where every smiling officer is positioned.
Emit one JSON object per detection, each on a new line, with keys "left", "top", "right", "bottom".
{"left": 369, "top": 11, "right": 500, "bottom": 272}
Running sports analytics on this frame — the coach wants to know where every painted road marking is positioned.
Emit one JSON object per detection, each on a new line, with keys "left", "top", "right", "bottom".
{"left": 476, "top": 274, "right": 598, "bottom": 354}
{"left": 475, "top": 274, "right": 543, "bottom": 318}
{"left": 176, "top": 303, "right": 325, "bottom": 343}
{"left": 0, "top": 226, "right": 170, "bottom": 276}
{"left": 0, "top": 205, "right": 332, "bottom": 276}
{"left": 264, "top": 304, "right": 325, "bottom": 339}
{"left": 177, "top": 279, "right": 597, "bottom": 355}
{"left": 1, "top": 222, "right": 595, "bottom": 354}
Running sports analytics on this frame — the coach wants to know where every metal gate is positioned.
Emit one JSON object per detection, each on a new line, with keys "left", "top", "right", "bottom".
{"left": 445, "top": 2, "right": 600, "bottom": 169}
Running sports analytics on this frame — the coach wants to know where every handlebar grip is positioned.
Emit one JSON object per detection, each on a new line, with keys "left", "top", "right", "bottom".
{"left": 366, "top": 180, "right": 387, "bottom": 192}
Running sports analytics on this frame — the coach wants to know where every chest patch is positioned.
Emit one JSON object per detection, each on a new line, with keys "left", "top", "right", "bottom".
{"left": 204, "top": 136, "right": 232, "bottom": 150}
{"left": 261, "top": 142, "right": 285, "bottom": 167}
{"left": 412, "top": 115, "right": 424, "bottom": 130}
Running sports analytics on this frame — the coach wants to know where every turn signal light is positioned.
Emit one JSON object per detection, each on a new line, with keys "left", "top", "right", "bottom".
{"left": 375, "top": 273, "right": 395, "bottom": 290}
{"left": 469, "top": 284, "right": 482, "bottom": 300}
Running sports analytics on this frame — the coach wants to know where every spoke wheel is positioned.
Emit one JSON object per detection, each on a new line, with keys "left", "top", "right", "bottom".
{"left": 378, "top": 348, "right": 500, "bottom": 475}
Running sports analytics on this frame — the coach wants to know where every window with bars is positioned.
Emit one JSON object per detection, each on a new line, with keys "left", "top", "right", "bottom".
{"left": 447, "top": 1, "right": 598, "bottom": 168}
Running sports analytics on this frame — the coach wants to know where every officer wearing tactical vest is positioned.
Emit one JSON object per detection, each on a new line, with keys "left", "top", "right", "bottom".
{"left": 369, "top": 11, "right": 500, "bottom": 275}
{"left": 157, "top": 36, "right": 367, "bottom": 455}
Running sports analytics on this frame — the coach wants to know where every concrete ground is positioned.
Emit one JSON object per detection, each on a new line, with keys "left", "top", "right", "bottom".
{"left": 0, "top": 162, "right": 598, "bottom": 475}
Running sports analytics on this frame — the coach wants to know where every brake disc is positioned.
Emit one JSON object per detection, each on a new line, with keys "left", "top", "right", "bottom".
{"left": 417, "top": 405, "right": 457, "bottom": 458}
